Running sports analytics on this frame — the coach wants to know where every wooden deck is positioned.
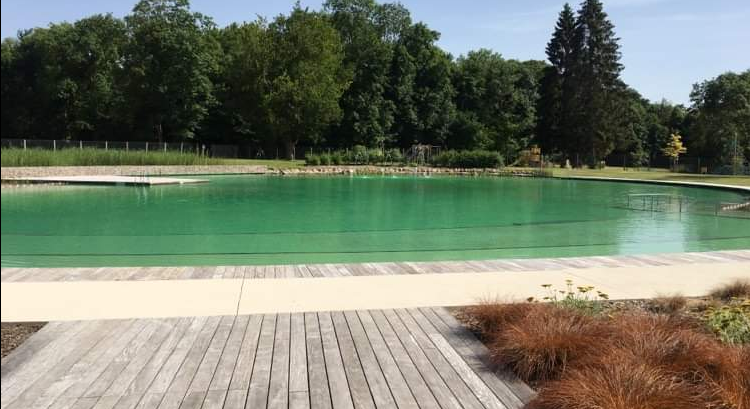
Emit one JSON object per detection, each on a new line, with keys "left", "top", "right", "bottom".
{"left": 1, "top": 308, "right": 533, "bottom": 409}
{"left": 3, "top": 250, "right": 749, "bottom": 282}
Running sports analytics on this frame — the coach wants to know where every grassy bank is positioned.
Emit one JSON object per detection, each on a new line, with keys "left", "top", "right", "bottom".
{"left": 552, "top": 167, "right": 750, "bottom": 187}
{"left": 0, "top": 148, "right": 303, "bottom": 168}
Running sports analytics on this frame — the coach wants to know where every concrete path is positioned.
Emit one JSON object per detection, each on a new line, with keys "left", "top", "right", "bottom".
{"left": 3, "top": 251, "right": 749, "bottom": 322}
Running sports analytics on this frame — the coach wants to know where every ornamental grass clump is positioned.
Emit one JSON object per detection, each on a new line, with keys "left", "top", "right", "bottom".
{"left": 709, "top": 279, "right": 750, "bottom": 301}
{"left": 647, "top": 293, "right": 688, "bottom": 314}
{"left": 489, "top": 305, "right": 603, "bottom": 382}
{"left": 460, "top": 279, "right": 750, "bottom": 409}
{"left": 526, "top": 358, "right": 708, "bottom": 409}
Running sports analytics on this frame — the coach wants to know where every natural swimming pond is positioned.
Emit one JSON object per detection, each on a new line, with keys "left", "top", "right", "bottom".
{"left": 2, "top": 175, "right": 749, "bottom": 267}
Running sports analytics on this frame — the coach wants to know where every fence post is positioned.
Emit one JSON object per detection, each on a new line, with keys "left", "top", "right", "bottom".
{"left": 53, "top": 140, "right": 56, "bottom": 151}
{"left": 105, "top": 141, "right": 108, "bottom": 151}
{"left": 164, "top": 142, "right": 167, "bottom": 152}
{"left": 23, "top": 139, "right": 27, "bottom": 150}
{"left": 79, "top": 140, "right": 83, "bottom": 150}
{"left": 145, "top": 142, "right": 149, "bottom": 152}
{"left": 180, "top": 142, "right": 183, "bottom": 153}
{"left": 126, "top": 141, "right": 129, "bottom": 151}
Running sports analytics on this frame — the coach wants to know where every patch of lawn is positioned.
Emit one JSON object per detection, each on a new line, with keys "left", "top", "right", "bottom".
{"left": 551, "top": 167, "right": 750, "bottom": 187}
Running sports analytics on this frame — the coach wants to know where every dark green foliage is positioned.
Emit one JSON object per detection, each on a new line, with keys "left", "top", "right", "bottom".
{"left": 1, "top": 0, "right": 746, "bottom": 169}
{"left": 452, "top": 50, "right": 544, "bottom": 159}
{"left": 688, "top": 70, "right": 750, "bottom": 166}
{"left": 431, "top": 150, "right": 503, "bottom": 168}
{"left": 123, "top": 0, "right": 219, "bottom": 141}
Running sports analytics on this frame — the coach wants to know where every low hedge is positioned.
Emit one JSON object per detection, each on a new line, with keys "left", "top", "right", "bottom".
{"left": 431, "top": 150, "right": 503, "bottom": 168}
{"left": 306, "top": 147, "right": 502, "bottom": 168}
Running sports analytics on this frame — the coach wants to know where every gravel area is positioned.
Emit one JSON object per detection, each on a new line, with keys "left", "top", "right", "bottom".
{"left": 1, "top": 322, "right": 46, "bottom": 358}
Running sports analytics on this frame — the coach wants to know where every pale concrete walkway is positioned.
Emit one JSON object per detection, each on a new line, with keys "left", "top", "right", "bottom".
{"left": 5, "top": 175, "right": 208, "bottom": 186}
{"left": 3, "top": 252, "right": 749, "bottom": 322}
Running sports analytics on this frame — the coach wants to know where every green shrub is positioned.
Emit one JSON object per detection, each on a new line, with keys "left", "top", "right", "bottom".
{"left": 351, "top": 145, "right": 368, "bottom": 164}
{"left": 319, "top": 153, "right": 332, "bottom": 165}
{"left": 367, "top": 148, "right": 384, "bottom": 164}
{"left": 431, "top": 149, "right": 503, "bottom": 168}
{"left": 385, "top": 148, "right": 403, "bottom": 164}
{"left": 705, "top": 300, "right": 750, "bottom": 344}
{"left": 305, "top": 153, "right": 321, "bottom": 166}
{"left": 331, "top": 151, "right": 343, "bottom": 165}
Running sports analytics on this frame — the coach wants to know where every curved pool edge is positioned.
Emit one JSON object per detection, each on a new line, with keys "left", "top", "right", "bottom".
{"left": 557, "top": 175, "right": 750, "bottom": 194}
{"left": 3, "top": 249, "right": 749, "bottom": 283}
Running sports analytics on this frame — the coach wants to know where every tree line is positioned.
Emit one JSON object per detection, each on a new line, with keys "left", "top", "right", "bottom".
{"left": 1, "top": 0, "right": 748, "bottom": 167}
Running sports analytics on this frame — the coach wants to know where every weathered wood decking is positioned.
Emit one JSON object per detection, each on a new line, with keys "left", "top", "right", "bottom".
{"left": 1, "top": 308, "right": 533, "bottom": 409}
{"left": 3, "top": 250, "right": 749, "bottom": 282}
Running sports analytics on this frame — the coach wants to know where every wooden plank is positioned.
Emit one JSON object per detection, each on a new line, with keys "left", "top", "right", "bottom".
{"left": 134, "top": 393, "right": 163, "bottom": 409}
{"left": 3, "top": 320, "right": 122, "bottom": 409}
{"left": 57, "top": 320, "right": 146, "bottom": 401}
{"left": 19, "top": 321, "right": 125, "bottom": 408}
{"left": 186, "top": 315, "right": 235, "bottom": 394}
{"left": 268, "top": 313, "right": 291, "bottom": 409}
{"left": 208, "top": 315, "right": 251, "bottom": 392}
{"left": 407, "top": 309, "right": 504, "bottom": 409}
{"left": 289, "top": 314, "right": 308, "bottom": 394}
{"left": 391, "top": 309, "right": 484, "bottom": 409}
{"left": 176, "top": 391, "right": 203, "bottom": 409}
{"left": 290, "top": 391, "right": 310, "bottom": 409}
{"left": 245, "top": 314, "right": 276, "bottom": 409}
{"left": 379, "top": 310, "right": 463, "bottom": 409}
{"left": 342, "top": 311, "right": 397, "bottom": 408}
{"left": 1, "top": 321, "right": 66, "bottom": 380}
{"left": 101, "top": 320, "right": 179, "bottom": 400}
{"left": 426, "top": 308, "right": 534, "bottom": 405}
{"left": 222, "top": 390, "right": 247, "bottom": 409}
{"left": 304, "top": 313, "right": 332, "bottom": 409}
{"left": 329, "top": 312, "right": 375, "bottom": 409}
{"left": 227, "top": 315, "right": 263, "bottom": 392}
{"left": 367, "top": 311, "right": 441, "bottom": 409}
{"left": 82, "top": 321, "right": 164, "bottom": 399}
{"left": 1, "top": 321, "right": 92, "bottom": 398}
{"left": 39, "top": 320, "right": 155, "bottom": 409}
{"left": 143, "top": 317, "right": 208, "bottom": 396}
{"left": 201, "top": 390, "right": 227, "bottom": 409}
{"left": 357, "top": 310, "right": 430, "bottom": 409}
{"left": 317, "top": 312, "right": 354, "bottom": 409}
{"left": 159, "top": 316, "right": 221, "bottom": 406}
{"left": 121, "top": 318, "right": 194, "bottom": 398}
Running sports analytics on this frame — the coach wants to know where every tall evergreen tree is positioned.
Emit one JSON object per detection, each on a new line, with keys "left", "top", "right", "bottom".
{"left": 536, "top": 3, "right": 576, "bottom": 157}
{"left": 537, "top": 3, "right": 577, "bottom": 156}
{"left": 569, "top": 0, "right": 625, "bottom": 165}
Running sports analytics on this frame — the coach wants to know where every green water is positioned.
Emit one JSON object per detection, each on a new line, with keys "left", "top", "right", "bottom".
{"left": 2, "top": 175, "right": 749, "bottom": 267}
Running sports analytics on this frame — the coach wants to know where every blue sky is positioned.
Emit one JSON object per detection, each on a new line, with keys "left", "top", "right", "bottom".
{"left": 2, "top": 0, "right": 748, "bottom": 104}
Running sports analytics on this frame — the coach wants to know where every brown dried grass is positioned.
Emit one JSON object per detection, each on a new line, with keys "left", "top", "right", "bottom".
{"left": 488, "top": 304, "right": 604, "bottom": 382}
{"left": 710, "top": 279, "right": 750, "bottom": 301}
{"left": 460, "top": 302, "right": 749, "bottom": 409}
